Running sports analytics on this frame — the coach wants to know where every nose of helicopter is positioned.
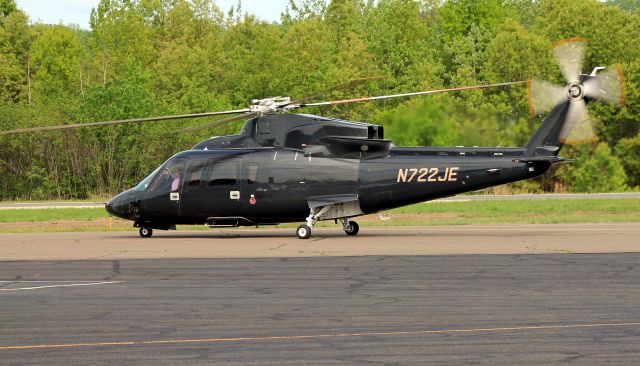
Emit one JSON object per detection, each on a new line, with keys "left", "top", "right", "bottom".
{"left": 105, "top": 190, "right": 137, "bottom": 220}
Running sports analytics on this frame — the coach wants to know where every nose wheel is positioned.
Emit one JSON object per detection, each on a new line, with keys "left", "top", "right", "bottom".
{"left": 139, "top": 227, "right": 153, "bottom": 238}
{"left": 296, "top": 224, "right": 312, "bottom": 239}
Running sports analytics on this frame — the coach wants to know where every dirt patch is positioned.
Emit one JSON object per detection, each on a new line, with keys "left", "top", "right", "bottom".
{"left": 345, "top": 213, "right": 463, "bottom": 224}
{"left": 0, "top": 218, "right": 131, "bottom": 229}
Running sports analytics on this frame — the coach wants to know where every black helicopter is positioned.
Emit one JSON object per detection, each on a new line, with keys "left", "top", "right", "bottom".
{"left": 2, "top": 38, "right": 625, "bottom": 239}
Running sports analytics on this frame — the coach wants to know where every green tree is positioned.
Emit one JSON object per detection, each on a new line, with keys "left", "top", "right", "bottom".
{"left": 1, "top": 0, "right": 639, "bottom": 199}
{"left": 75, "top": 66, "right": 169, "bottom": 194}
{"left": 281, "top": 0, "right": 327, "bottom": 24}
{"left": 0, "top": 4, "right": 30, "bottom": 103}
{"left": 0, "top": 51, "right": 23, "bottom": 103}
{"left": 218, "top": 15, "right": 286, "bottom": 104}
{"left": 364, "top": 0, "right": 443, "bottom": 89}
{"left": 563, "top": 144, "right": 628, "bottom": 192}
{"left": 590, "top": 58, "right": 640, "bottom": 147}
{"left": 381, "top": 95, "right": 515, "bottom": 147}
{"left": 439, "top": 0, "right": 509, "bottom": 41}
{"left": 0, "top": 0, "right": 16, "bottom": 17}
{"left": 615, "top": 135, "right": 640, "bottom": 187}
{"left": 29, "top": 25, "right": 83, "bottom": 100}
{"left": 279, "top": 17, "right": 332, "bottom": 98}
{"left": 90, "top": 0, "right": 156, "bottom": 83}
{"left": 604, "top": 0, "right": 640, "bottom": 12}
{"left": 382, "top": 96, "right": 459, "bottom": 147}
{"left": 534, "top": 0, "right": 640, "bottom": 66}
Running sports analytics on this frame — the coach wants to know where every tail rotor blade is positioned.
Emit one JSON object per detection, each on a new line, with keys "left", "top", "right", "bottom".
{"left": 552, "top": 37, "right": 588, "bottom": 83}
{"left": 527, "top": 79, "right": 567, "bottom": 116}
{"left": 583, "top": 64, "right": 626, "bottom": 106}
{"left": 560, "top": 99, "right": 596, "bottom": 145}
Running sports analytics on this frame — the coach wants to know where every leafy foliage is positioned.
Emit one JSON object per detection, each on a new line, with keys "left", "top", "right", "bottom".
{"left": 616, "top": 135, "right": 640, "bottom": 187}
{"left": 562, "top": 144, "right": 628, "bottom": 193}
{"left": 0, "top": 0, "right": 638, "bottom": 199}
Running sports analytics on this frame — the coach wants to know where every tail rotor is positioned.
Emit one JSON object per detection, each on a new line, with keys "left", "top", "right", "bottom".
{"left": 527, "top": 38, "right": 625, "bottom": 145}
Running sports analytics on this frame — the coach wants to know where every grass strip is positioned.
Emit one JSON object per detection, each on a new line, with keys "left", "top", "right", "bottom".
{"left": 0, "top": 199, "right": 637, "bottom": 233}
{"left": 0, "top": 208, "right": 108, "bottom": 223}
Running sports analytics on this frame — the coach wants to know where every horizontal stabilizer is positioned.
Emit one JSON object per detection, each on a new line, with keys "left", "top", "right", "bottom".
{"left": 513, "top": 156, "right": 574, "bottom": 164}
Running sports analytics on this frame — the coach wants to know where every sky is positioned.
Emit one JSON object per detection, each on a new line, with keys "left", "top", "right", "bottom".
{"left": 16, "top": 0, "right": 291, "bottom": 29}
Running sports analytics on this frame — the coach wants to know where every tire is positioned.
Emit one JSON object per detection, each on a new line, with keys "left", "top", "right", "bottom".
{"left": 344, "top": 221, "right": 359, "bottom": 236}
{"left": 139, "top": 227, "right": 153, "bottom": 238}
{"left": 296, "top": 224, "right": 311, "bottom": 239}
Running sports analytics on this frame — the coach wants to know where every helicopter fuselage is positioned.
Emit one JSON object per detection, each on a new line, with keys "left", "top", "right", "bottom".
{"left": 105, "top": 145, "right": 549, "bottom": 230}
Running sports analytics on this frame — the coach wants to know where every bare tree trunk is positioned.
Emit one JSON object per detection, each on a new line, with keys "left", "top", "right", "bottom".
{"left": 80, "top": 67, "right": 85, "bottom": 99}
{"left": 102, "top": 56, "right": 107, "bottom": 85}
{"left": 27, "top": 57, "right": 32, "bottom": 106}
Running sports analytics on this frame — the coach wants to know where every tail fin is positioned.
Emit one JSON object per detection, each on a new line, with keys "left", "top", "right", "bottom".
{"left": 524, "top": 102, "right": 570, "bottom": 158}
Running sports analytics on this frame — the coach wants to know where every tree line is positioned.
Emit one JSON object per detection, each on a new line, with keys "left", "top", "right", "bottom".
{"left": 0, "top": 0, "right": 639, "bottom": 199}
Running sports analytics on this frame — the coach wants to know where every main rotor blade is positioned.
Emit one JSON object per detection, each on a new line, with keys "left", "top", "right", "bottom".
{"left": 583, "top": 64, "right": 625, "bottom": 106}
{"left": 285, "top": 76, "right": 385, "bottom": 107}
{"left": 0, "top": 109, "right": 252, "bottom": 135}
{"left": 181, "top": 112, "right": 258, "bottom": 133}
{"left": 527, "top": 79, "right": 567, "bottom": 116}
{"left": 298, "top": 81, "right": 526, "bottom": 107}
{"left": 560, "top": 99, "right": 596, "bottom": 145}
{"left": 552, "top": 37, "right": 587, "bottom": 83}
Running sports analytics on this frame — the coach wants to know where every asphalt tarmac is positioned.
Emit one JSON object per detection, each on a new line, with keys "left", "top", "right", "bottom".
{"left": 1, "top": 223, "right": 639, "bottom": 260}
{"left": 1, "top": 224, "right": 639, "bottom": 365}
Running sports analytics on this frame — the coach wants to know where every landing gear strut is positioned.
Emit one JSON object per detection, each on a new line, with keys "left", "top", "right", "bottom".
{"left": 139, "top": 227, "right": 153, "bottom": 238}
{"left": 295, "top": 206, "right": 361, "bottom": 239}
{"left": 296, "top": 207, "right": 330, "bottom": 239}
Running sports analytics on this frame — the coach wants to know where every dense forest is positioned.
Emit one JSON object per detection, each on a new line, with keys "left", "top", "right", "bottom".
{"left": 0, "top": 0, "right": 639, "bottom": 199}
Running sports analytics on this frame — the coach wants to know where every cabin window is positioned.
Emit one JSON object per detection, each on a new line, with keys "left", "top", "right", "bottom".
{"left": 186, "top": 161, "right": 206, "bottom": 188}
{"left": 208, "top": 160, "right": 238, "bottom": 186}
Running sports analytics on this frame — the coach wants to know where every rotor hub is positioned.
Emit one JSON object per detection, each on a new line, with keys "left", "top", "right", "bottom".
{"left": 567, "top": 82, "right": 584, "bottom": 100}
{"left": 250, "top": 97, "right": 292, "bottom": 114}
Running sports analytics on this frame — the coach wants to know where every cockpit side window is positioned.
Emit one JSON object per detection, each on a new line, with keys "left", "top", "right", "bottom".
{"left": 148, "top": 158, "right": 186, "bottom": 193}
{"left": 133, "top": 166, "right": 162, "bottom": 191}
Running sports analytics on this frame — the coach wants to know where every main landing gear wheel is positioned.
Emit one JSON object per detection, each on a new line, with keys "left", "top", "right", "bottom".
{"left": 344, "top": 221, "right": 359, "bottom": 236}
{"left": 139, "top": 227, "right": 153, "bottom": 238}
{"left": 296, "top": 224, "right": 312, "bottom": 239}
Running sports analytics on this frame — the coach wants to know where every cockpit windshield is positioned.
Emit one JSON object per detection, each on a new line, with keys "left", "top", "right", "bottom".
{"left": 133, "top": 165, "right": 163, "bottom": 191}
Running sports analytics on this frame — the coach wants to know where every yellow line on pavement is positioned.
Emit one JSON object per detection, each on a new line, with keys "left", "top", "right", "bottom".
{"left": 1, "top": 322, "right": 639, "bottom": 351}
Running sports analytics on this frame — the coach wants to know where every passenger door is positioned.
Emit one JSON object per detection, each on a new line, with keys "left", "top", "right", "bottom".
{"left": 260, "top": 150, "right": 308, "bottom": 218}
{"left": 240, "top": 154, "right": 272, "bottom": 219}
{"left": 204, "top": 157, "right": 242, "bottom": 217}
